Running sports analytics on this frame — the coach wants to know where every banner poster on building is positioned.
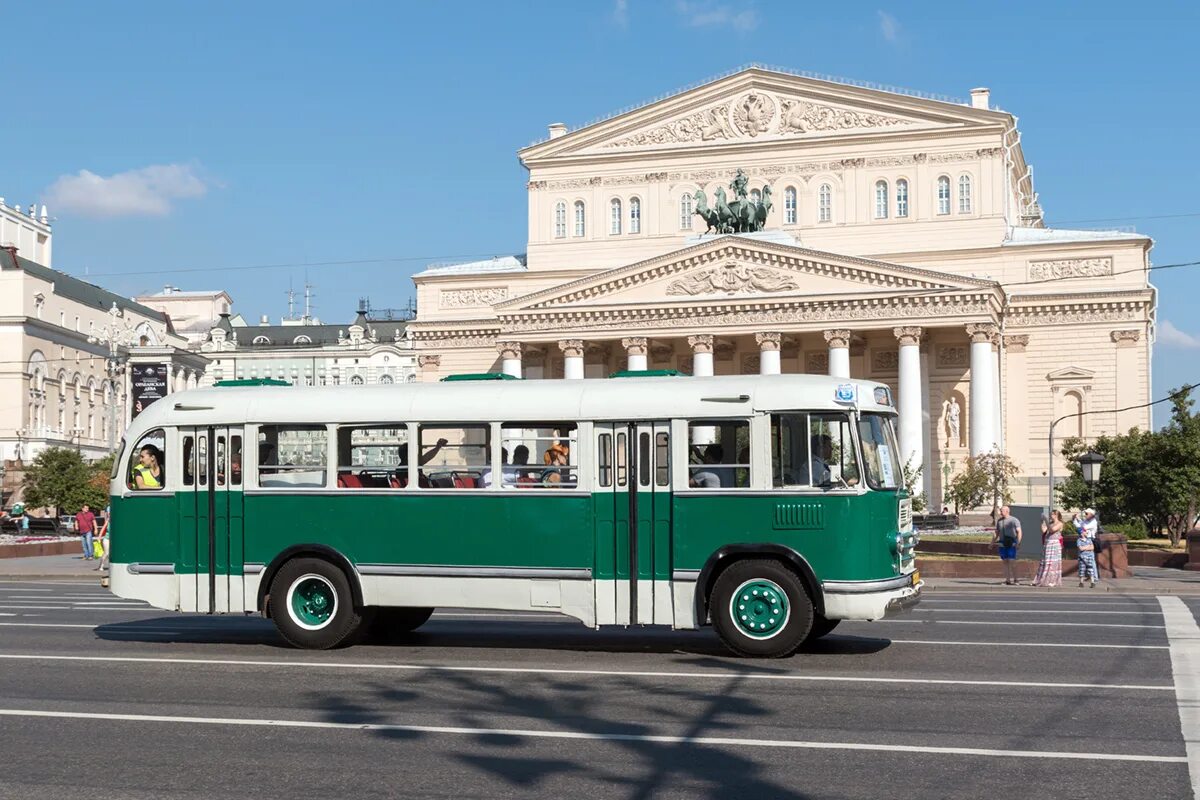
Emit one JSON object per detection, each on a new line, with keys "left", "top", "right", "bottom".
{"left": 130, "top": 363, "right": 169, "bottom": 419}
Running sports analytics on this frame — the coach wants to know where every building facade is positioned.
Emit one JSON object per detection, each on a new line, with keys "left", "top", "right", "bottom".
{"left": 409, "top": 67, "right": 1155, "bottom": 504}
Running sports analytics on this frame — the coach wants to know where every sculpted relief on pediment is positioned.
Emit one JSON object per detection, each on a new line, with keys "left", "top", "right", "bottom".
{"left": 665, "top": 262, "right": 799, "bottom": 296}
{"left": 603, "top": 91, "right": 921, "bottom": 149}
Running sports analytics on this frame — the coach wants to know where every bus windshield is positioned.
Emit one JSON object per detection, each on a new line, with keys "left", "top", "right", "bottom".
{"left": 857, "top": 413, "right": 901, "bottom": 490}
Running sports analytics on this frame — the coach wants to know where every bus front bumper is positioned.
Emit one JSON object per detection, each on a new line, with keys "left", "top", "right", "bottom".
{"left": 821, "top": 574, "right": 922, "bottom": 622}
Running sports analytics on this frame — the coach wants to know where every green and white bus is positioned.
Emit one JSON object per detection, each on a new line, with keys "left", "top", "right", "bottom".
{"left": 108, "top": 372, "right": 920, "bottom": 657}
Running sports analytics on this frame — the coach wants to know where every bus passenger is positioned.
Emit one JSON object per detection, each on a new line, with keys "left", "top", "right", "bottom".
{"left": 133, "top": 444, "right": 163, "bottom": 489}
{"left": 690, "top": 445, "right": 729, "bottom": 488}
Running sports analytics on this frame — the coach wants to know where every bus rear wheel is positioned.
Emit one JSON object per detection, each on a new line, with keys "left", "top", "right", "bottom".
{"left": 369, "top": 607, "right": 435, "bottom": 640}
{"left": 270, "top": 558, "right": 365, "bottom": 649}
{"left": 710, "top": 559, "right": 813, "bottom": 658}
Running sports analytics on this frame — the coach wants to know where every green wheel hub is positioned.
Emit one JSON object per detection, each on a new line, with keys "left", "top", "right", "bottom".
{"left": 289, "top": 575, "right": 337, "bottom": 629}
{"left": 730, "top": 579, "right": 790, "bottom": 639}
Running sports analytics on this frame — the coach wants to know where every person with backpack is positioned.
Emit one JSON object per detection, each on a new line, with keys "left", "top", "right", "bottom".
{"left": 992, "top": 505, "right": 1023, "bottom": 585}
{"left": 1074, "top": 508, "right": 1100, "bottom": 588}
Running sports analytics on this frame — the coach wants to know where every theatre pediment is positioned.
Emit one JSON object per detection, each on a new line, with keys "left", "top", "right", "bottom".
{"left": 521, "top": 67, "right": 1002, "bottom": 160}
{"left": 497, "top": 236, "right": 996, "bottom": 313}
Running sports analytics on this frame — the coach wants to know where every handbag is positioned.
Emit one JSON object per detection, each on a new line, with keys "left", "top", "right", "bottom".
{"left": 92, "top": 539, "right": 104, "bottom": 559}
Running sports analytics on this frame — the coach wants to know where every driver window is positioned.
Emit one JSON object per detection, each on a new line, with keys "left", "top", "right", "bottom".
{"left": 128, "top": 429, "right": 166, "bottom": 491}
{"left": 772, "top": 413, "right": 859, "bottom": 489}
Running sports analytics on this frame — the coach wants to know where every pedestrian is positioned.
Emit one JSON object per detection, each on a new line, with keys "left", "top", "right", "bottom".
{"left": 1032, "top": 510, "right": 1065, "bottom": 587}
{"left": 95, "top": 506, "right": 110, "bottom": 572}
{"left": 1074, "top": 508, "right": 1100, "bottom": 588}
{"left": 992, "top": 505, "right": 1023, "bottom": 585}
{"left": 76, "top": 503, "right": 96, "bottom": 561}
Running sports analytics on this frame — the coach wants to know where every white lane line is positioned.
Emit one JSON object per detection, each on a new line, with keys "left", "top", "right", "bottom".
{"left": 0, "top": 623, "right": 185, "bottom": 631}
{"left": 874, "top": 620, "right": 1164, "bottom": 629}
{"left": 431, "top": 612, "right": 568, "bottom": 619}
{"left": 888, "top": 638, "right": 1169, "bottom": 650}
{"left": 0, "top": 707, "right": 1185, "bottom": 763}
{"left": 0, "top": 605, "right": 148, "bottom": 612}
{"left": 913, "top": 609, "right": 1160, "bottom": 616}
{"left": 0, "top": 613, "right": 14, "bottom": 617}
{"left": 0, "top": 653, "right": 1172, "bottom": 692}
{"left": 1158, "top": 596, "right": 1200, "bottom": 798}
{"left": 922, "top": 599, "right": 1160, "bottom": 606}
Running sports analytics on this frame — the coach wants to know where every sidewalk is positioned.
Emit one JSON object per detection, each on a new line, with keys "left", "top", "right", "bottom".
{"left": 2, "top": 554, "right": 1199, "bottom": 594}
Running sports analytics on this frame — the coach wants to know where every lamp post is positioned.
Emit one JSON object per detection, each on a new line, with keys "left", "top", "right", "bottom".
{"left": 1077, "top": 451, "right": 1105, "bottom": 508}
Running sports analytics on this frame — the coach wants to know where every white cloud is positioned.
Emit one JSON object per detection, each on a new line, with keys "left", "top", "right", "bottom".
{"left": 1158, "top": 320, "right": 1200, "bottom": 349}
{"left": 43, "top": 163, "right": 209, "bottom": 218}
{"left": 675, "top": 1, "right": 759, "bottom": 33}
{"left": 613, "top": 0, "right": 629, "bottom": 27}
{"left": 878, "top": 10, "right": 900, "bottom": 43}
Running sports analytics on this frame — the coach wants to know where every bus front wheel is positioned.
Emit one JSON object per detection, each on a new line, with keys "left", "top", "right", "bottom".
{"left": 710, "top": 559, "right": 813, "bottom": 658}
{"left": 270, "top": 558, "right": 365, "bottom": 649}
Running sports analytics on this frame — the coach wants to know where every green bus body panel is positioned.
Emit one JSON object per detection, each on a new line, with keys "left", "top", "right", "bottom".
{"left": 114, "top": 490, "right": 899, "bottom": 584}
{"left": 671, "top": 491, "right": 899, "bottom": 581}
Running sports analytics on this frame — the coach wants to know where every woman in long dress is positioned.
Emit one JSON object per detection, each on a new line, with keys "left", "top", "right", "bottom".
{"left": 1032, "top": 510, "right": 1065, "bottom": 587}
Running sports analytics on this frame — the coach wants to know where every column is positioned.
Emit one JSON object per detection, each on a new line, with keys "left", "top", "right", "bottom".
{"left": 894, "top": 327, "right": 924, "bottom": 494}
{"left": 756, "top": 332, "right": 782, "bottom": 375}
{"left": 558, "top": 339, "right": 584, "bottom": 379}
{"left": 824, "top": 329, "right": 851, "bottom": 378}
{"left": 524, "top": 347, "right": 546, "bottom": 381}
{"left": 417, "top": 354, "right": 441, "bottom": 383}
{"left": 967, "top": 323, "right": 998, "bottom": 456}
{"left": 1003, "top": 335, "right": 1030, "bottom": 470}
{"left": 496, "top": 341, "right": 522, "bottom": 378}
{"left": 622, "top": 337, "right": 648, "bottom": 372}
{"left": 993, "top": 340, "right": 1004, "bottom": 452}
{"left": 919, "top": 344, "right": 933, "bottom": 501}
{"left": 1111, "top": 330, "right": 1142, "bottom": 431}
{"left": 688, "top": 334, "right": 714, "bottom": 377}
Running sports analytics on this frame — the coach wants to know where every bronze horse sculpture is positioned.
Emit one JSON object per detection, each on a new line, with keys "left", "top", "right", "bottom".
{"left": 694, "top": 176, "right": 772, "bottom": 234}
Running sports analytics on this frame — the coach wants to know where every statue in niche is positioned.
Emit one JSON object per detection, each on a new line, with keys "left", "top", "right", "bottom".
{"left": 943, "top": 396, "right": 963, "bottom": 448}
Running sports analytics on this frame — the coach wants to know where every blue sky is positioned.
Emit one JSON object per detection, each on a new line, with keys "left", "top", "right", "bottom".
{"left": 2, "top": 1, "right": 1197, "bottom": 424}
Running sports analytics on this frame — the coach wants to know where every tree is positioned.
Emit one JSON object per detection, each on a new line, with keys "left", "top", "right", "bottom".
{"left": 901, "top": 456, "right": 927, "bottom": 513}
{"left": 946, "top": 452, "right": 1020, "bottom": 521}
{"left": 22, "top": 448, "right": 113, "bottom": 515}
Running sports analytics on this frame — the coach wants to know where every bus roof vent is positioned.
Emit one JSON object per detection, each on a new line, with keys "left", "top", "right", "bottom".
{"left": 607, "top": 369, "right": 686, "bottom": 379}
{"left": 440, "top": 373, "right": 522, "bottom": 382}
{"left": 213, "top": 378, "right": 292, "bottom": 387}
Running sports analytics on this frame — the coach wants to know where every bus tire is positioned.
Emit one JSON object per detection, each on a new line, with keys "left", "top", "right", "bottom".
{"left": 270, "top": 558, "right": 364, "bottom": 649}
{"left": 710, "top": 559, "right": 813, "bottom": 658}
{"left": 370, "top": 607, "right": 434, "bottom": 639}
{"left": 805, "top": 614, "right": 840, "bottom": 642}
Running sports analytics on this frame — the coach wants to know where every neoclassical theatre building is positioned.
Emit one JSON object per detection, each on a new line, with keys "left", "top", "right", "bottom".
{"left": 408, "top": 67, "right": 1154, "bottom": 504}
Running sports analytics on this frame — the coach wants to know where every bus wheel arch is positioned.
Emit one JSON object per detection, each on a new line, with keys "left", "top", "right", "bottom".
{"left": 695, "top": 544, "right": 824, "bottom": 628}
{"left": 259, "top": 544, "right": 364, "bottom": 618}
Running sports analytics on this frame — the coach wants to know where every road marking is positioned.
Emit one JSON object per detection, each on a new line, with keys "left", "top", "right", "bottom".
{"left": 0, "top": 613, "right": 14, "bottom": 617}
{"left": 875, "top": 619, "right": 1164, "bottom": 629}
{"left": 921, "top": 599, "right": 1162, "bottom": 607}
{"left": 0, "top": 653, "right": 1173, "bottom": 692}
{"left": 887, "top": 638, "right": 1169, "bottom": 650}
{"left": 0, "top": 605, "right": 146, "bottom": 612}
{"left": 0, "top": 622, "right": 184, "bottom": 631}
{"left": 1158, "top": 596, "right": 1200, "bottom": 798}
{"left": 0, "top": 707, "right": 1185, "bottom": 763}
{"left": 913, "top": 609, "right": 1160, "bottom": 616}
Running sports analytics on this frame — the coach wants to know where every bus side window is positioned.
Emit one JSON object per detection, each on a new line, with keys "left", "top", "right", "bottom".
{"left": 615, "top": 432, "right": 627, "bottom": 487}
{"left": 230, "top": 435, "right": 242, "bottom": 486}
{"left": 182, "top": 435, "right": 195, "bottom": 487}
{"left": 655, "top": 432, "right": 669, "bottom": 487}
{"left": 197, "top": 435, "right": 208, "bottom": 487}
{"left": 597, "top": 433, "right": 612, "bottom": 488}
{"left": 127, "top": 428, "right": 166, "bottom": 491}
{"left": 499, "top": 423, "right": 577, "bottom": 489}
{"left": 809, "top": 413, "right": 860, "bottom": 489}
{"left": 336, "top": 426, "right": 409, "bottom": 489}
{"left": 686, "top": 420, "right": 749, "bottom": 489}
{"left": 216, "top": 436, "right": 227, "bottom": 486}
{"left": 771, "top": 413, "right": 810, "bottom": 487}
{"left": 257, "top": 425, "right": 328, "bottom": 488}
{"left": 417, "top": 425, "right": 489, "bottom": 489}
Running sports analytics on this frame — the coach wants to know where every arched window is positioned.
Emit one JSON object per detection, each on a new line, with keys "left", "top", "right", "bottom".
{"left": 293, "top": 335, "right": 312, "bottom": 345}
{"left": 553, "top": 201, "right": 567, "bottom": 238}
{"left": 784, "top": 186, "right": 797, "bottom": 225}
{"left": 818, "top": 183, "right": 832, "bottom": 223}
{"left": 629, "top": 197, "right": 641, "bottom": 234}
{"left": 609, "top": 198, "right": 622, "bottom": 235}
{"left": 874, "top": 181, "right": 889, "bottom": 219}
{"left": 679, "top": 193, "right": 693, "bottom": 230}
{"left": 895, "top": 179, "right": 909, "bottom": 218}
{"left": 379, "top": 373, "right": 394, "bottom": 384}
{"left": 958, "top": 175, "right": 973, "bottom": 213}
{"left": 350, "top": 374, "right": 364, "bottom": 386}
{"left": 252, "top": 335, "right": 271, "bottom": 345}
{"left": 573, "top": 201, "right": 586, "bottom": 237}
{"left": 937, "top": 176, "right": 951, "bottom": 215}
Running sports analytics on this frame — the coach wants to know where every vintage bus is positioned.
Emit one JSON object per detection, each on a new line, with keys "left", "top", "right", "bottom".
{"left": 108, "top": 372, "right": 920, "bottom": 657}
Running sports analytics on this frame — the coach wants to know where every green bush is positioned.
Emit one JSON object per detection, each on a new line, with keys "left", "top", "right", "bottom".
{"left": 1103, "top": 520, "right": 1148, "bottom": 540}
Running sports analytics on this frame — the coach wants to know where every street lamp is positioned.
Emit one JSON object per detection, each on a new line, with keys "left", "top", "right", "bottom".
{"left": 1077, "top": 451, "right": 1105, "bottom": 507}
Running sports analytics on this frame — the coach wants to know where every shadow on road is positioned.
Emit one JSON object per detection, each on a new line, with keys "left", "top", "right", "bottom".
{"left": 92, "top": 616, "right": 891, "bottom": 658}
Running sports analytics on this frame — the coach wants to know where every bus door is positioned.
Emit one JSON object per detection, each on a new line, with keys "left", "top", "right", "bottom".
{"left": 593, "top": 421, "right": 672, "bottom": 626}
{"left": 178, "top": 426, "right": 245, "bottom": 613}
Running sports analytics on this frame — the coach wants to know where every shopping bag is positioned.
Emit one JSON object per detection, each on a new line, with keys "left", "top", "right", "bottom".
{"left": 92, "top": 539, "right": 104, "bottom": 559}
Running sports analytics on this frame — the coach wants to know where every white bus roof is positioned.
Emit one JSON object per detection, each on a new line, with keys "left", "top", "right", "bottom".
{"left": 126, "top": 374, "right": 896, "bottom": 438}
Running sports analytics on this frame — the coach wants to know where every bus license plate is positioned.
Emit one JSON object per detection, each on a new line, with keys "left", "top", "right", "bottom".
{"left": 911, "top": 571, "right": 919, "bottom": 586}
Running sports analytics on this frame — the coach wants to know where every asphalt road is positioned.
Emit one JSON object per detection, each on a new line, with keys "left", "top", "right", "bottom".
{"left": 0, "top": 580, "right": 1197, "bottom": 800}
